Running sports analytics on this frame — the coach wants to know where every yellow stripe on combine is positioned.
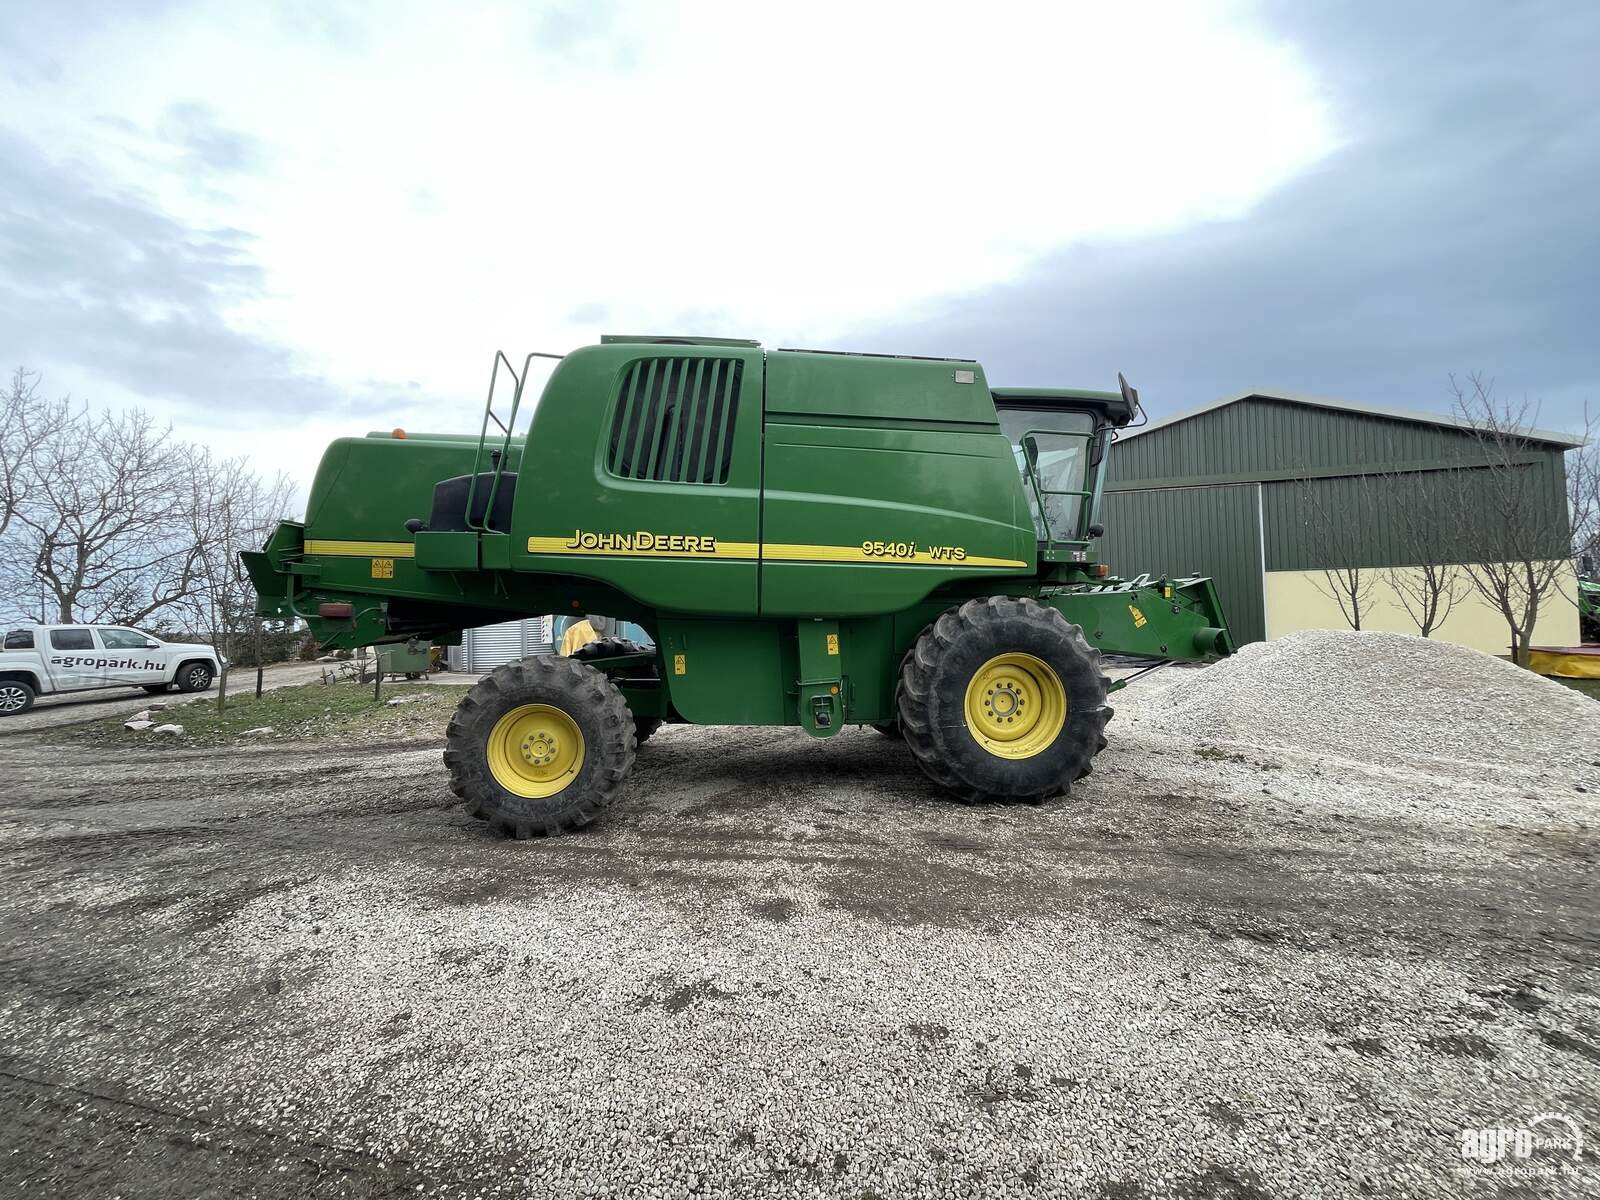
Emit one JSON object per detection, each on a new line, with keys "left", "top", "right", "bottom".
{"left": 526, "top": 536, "right": 1025, "bottom": 569}
{"left": 525, "top": 536, "right": 760, "bottom": 560}
{"left": 760, "top": 542, "right": 1027, "bottom": 568}
{"left": 304, "top": 539, "right": 417, "bottom": 559}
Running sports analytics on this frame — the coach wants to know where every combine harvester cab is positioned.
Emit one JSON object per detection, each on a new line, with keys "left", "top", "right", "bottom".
{"left": 243, "top": 337, "right": 1232, "bottom": 836}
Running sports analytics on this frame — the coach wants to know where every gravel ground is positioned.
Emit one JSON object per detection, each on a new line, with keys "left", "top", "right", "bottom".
{"left": 1, "top": 634, "right": 1597, "bottom": 1198}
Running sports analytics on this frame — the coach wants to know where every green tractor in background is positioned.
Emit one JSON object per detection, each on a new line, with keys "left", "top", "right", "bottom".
{"left": 243, "top": 337, "right": 1232, "bottom": 836}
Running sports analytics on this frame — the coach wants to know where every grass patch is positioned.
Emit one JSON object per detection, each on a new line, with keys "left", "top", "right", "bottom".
{"left": 47, "top": 681, "right": 472, "bottom": 749}
{"left": 1551, "top": 677, "right": 1600, "bottom": 703}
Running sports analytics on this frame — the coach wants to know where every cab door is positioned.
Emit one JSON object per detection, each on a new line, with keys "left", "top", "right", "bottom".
{"left": 97, "top": 627, "right": 167, "bottom": 686}
{"left": 45, "top": 627, "right": 104, "bottom": 691}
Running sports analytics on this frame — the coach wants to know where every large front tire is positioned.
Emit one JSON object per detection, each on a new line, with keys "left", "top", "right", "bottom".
{"left": 569, "top": 637, "right": 663, "bottom": 748}
{"left": 444, "top": 656, "right": 636, "bottom": 837}
{"left": 897, "top": 597, "right": 1110, "bottom": 803}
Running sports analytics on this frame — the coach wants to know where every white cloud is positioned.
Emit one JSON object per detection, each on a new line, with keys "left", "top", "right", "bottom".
{"left": 5, "top": 0, "right": 1335, "bottom": 486}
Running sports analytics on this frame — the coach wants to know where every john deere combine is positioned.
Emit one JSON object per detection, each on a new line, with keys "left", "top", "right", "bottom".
{"left": 243, "top": 337, "right": 1231, "bottom": 835}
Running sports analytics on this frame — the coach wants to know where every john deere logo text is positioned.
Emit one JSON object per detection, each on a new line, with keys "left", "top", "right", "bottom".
{"left": 564, "top": 529, "right": 718, "bottom": 554}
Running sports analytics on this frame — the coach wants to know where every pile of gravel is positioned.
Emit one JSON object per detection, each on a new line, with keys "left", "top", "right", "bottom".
{"left": 1136, "top": 629, "right": 1598, "bottom": 782}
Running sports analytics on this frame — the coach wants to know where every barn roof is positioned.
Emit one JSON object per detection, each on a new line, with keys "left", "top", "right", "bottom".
{"left": 1120, "top": 390, "right": 1585, "bottom": 449}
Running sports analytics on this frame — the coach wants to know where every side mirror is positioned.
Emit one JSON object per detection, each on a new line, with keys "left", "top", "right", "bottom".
{"left": 404, "top": 518, "right": 425, "bottom": 534}
{"left": 1087, "top": 523, "right": 1105, "bottom": 538}
{"left": 1117, "top": 372, "right": 1142, "bottom": 423}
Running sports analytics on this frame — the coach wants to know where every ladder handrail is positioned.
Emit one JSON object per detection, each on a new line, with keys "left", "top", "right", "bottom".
{"left": 465, "top": 351, "right": 563, "bottom": 533}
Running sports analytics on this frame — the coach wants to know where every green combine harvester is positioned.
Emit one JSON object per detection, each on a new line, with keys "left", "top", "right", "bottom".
{"left": 244, "top": 337, "right": 1232, "bottom": 835}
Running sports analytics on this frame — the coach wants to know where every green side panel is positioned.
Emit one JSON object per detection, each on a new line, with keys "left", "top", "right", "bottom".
{"left": 764, "top": 349, "right": 994, "bottom": 424}
{"left": 653, "top": 618, "right": 794, "bottom": 724}
{"left": 509, "top": 344, "right": 763, "bottom": 616}
{"left": 653, "top": 613, "right": 909, "bottom": 727}
{"left": 1100, "top": 484, "right": 1265, "bottom": 644}
{"left": 759, "top": 351, "right": 1036, "bottom": 617}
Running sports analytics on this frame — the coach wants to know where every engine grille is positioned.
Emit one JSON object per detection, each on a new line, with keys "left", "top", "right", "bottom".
{"left": 606, "top": 357, "right": 743, "bottom": 484}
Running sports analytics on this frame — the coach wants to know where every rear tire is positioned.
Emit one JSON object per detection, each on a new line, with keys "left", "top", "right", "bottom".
{"left": 444, "top": 656, "right": 636, "bottom": 837}
{"left": 175, "top": 661, "right": 214, "bottom": 693}
{"left": 570, "top": 637, "right": 663, "bottom": 750}
{"left": 897, "top": 596, "right": 1111, "bottom": 803}
{"left": 0, "top": 679, "right": 36, "bottom": 716}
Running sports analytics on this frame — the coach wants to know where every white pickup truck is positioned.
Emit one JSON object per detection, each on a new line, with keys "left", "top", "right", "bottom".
{"left": 0, "top": 624, "right": 225, "bottom": 716}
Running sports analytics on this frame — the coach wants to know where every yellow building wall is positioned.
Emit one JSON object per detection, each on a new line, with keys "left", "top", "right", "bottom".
{"left": 1263, "top": 561, "right": 1579, "bottom": 655}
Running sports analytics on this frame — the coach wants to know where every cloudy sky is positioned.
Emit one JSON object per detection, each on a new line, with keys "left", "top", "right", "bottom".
{"left": 2, "top": 1, "right": 1595, "bottom": 490}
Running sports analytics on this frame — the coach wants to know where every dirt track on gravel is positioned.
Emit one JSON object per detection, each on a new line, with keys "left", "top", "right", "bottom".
{"left": 1, "top": 674, "right": 1596, "bottom": 1198}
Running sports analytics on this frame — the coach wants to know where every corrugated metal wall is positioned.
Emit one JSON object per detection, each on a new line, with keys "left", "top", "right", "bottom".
{"left": 1109, "top": 397, "right": 1519, "bottom": 486}
{"left": 450, "top": 617, "right": 552, "bottom": 674}
{"left": 1261, "top": 460, "right": 1571, "bottom": 570}
{"left": 1101, "top": 484, "right": 1266, "bottom": 644}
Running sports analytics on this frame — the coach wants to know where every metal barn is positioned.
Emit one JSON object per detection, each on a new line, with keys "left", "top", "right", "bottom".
{"left": 1101, "top": 392, "right": 1579, "bottom": 651}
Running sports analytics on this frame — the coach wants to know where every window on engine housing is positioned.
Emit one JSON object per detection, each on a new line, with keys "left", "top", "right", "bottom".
{"left": 996, "top": 408, "right": 1098, "bottom": 543}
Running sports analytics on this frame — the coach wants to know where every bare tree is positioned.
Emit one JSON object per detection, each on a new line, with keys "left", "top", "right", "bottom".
{"left": 3, "top": 404, "right": 202, "bottom": 624}
{"left": 1378, "top": 466, "right": 1471, "bottom": 637}
{"left": 0, "top": 368, "right": 71, "bottom": 542}
{"left": 1449, "top": 373, "right": 1597, "bottom": 667}
{"left": 176, "top": 451, "right": 295, "bottom": 709}
{"left": 1295, "top": 470, "right": 1381, "bottom": 631}
{"left": 1567, "top": 406, "right": 1600, "bottom": 576}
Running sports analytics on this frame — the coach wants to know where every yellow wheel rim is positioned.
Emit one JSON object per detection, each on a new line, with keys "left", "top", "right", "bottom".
{"left": 486, "top": 704, "right": 585, "bottom": 798}
{"left": 963, "top": 652, "right": 1068, "bottom": 760}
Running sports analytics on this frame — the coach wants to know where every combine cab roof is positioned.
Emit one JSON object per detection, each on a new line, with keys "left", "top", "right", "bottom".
{"left": 991, "top": 387, "right": 1134, "bottom": 425}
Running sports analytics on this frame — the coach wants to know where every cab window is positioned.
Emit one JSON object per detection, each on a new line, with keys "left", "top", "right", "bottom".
{"left": 98, "top": 628, "right": 153, "bottom": 649}
{"left": 50, "top": 628, "right": 95, "bottom": 650}
{"left": 3, "top": 630, "right": 33, "bottom": 650}
{"left": 997, "top": 409, "right": 1096, "bottom": 542}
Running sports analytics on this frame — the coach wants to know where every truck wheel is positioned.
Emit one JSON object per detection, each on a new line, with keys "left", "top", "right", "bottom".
{"left": 0, "top": 679, "right": 36, "bottom": 716}
{"left": 175, "top": 662, "right": 214, "bottom": 693}
{"left": 569, "top": 637, "right": 662, "bottom": 749}
{"left": 444, "top": 656, "right": 635, "bottom": 837}
{"left": 897, "top": 596, "right": 1111, "bottom": 803}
